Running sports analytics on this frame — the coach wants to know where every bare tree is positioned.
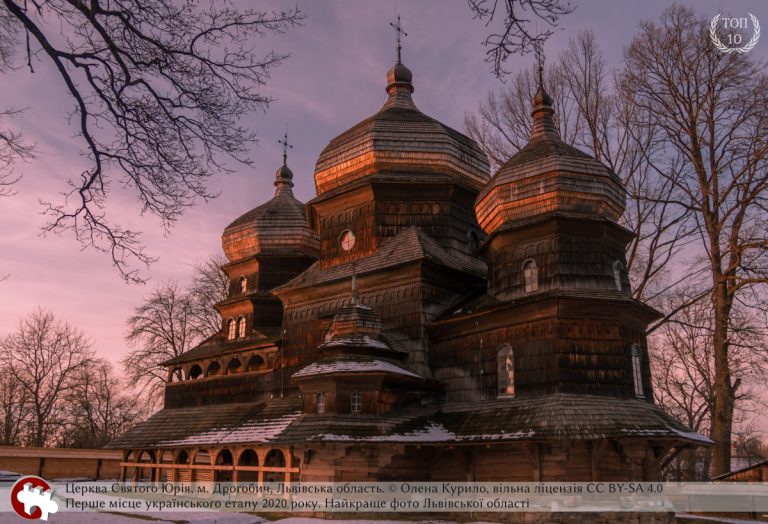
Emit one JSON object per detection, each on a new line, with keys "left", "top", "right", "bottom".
{"left": 0, "top": 370, "right": 28, "bottom": 445}
{"left": 122, "top": 282, "right": 199, "bottom": 407}
{"left": 651, "top": 294, "right": 768, "bottom": 479}
{"left": 0, "top": 309, "right": 93, "bottom": 447}
{"left": 122, "top": 256, "right": 229, "bottom": 408}
{"left": 465, "top": 31, "right": 693, "bottom": 308}
{"left": 59, "top": 359, "right": 142, "bottom": 448}
{"left": 0, "top": 1, "right": 303, "bottom": 282}
{"left": 467, "top": 0, "right": 575, "bottom": 77}
{"left": 622, "top": 5, "right": 768, "bottom": 476}
{"left": 0, "top": 11, "right": 34, "bottom": 222}
{"left": 188, "top": 254, "right": 229, "bottom": 340}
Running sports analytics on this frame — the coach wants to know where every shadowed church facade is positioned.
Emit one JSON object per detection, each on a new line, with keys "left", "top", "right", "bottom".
{"left": 109, "top": 29, "right": 708, "bottom": 510}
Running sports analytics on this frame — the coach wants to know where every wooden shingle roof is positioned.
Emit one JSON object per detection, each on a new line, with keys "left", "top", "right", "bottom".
{"left": 275, "top": 226, "right": 486, "bottom": 293}
{"left": 314, "top": 60, "right": 489, "bottom": 195}
{"left": 107, "top": 394, "right": 710, "bottom": 449}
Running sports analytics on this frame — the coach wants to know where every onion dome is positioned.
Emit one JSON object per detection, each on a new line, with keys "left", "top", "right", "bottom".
{"left": 318, "top": 302, "right": 406, "bottom": 358}
{"left": 313, "top": 58, "right": 490, "bottom": 195}
{"left": 474, "top": 66, "right": 626, "bottom": 235}
{"left": 222, "top": 161, "right": 320, "bottom": 262}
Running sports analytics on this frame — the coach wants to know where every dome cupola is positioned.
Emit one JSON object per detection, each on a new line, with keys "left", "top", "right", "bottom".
{"left": 222, "top": 156, "right": 319, "bottom": 262}
{"left": 313, "top": 52, "right": 489, "bottom": 196}
{"left": 475, "top": 65, "right": 625, "bottom": 236}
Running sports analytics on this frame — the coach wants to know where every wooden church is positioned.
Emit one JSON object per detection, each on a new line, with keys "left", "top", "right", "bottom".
{"left": 109, "top": 27, "right": 709, "bottom": 509}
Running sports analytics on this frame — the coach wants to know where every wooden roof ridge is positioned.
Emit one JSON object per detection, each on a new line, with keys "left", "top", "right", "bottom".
{"left": 712, "top": 458, "right": 768, "bottom": 480}
{"left": 274, "top": 226, "right": 486, "bottom": 293}
{"left": 430, "top": 288, "right": 662, "bottom": 326}
{"left": 291, "top": 354, "right": 424, "bottom": 380}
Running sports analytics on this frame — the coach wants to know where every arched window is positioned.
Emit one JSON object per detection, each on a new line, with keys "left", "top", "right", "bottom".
{"left": 237, "top": 316, "right": 246, "bottom": 339}
{"left": 350, "top": 392, "right": 363, "bottom": 413}
{"left": 226, "top": 358, "right": 242, "bottom": 375}
{"left": 169, "top": 368, "right": 183, "bottom": 382}
{"left": 316, "top": 393, "right": 326, "bottom": 414}
{"left": 226, "top": 318, "right": 236, "bottom": 341}
{"left": 523, "top": 259, "right": 538, "bottom": 293}
{"left": 188, "top": 365, "right": 202, "bottom": 380}
{"left": 247, "top": 354, "right": 265, "bottom": 372}
{"left": 613, "top": 261, "right": 623, "bottom": 291}
{"left": 497, "top": 344, "right": 515, "bottom": 397}
{"left": 239, "top": 276, "right": 248, "bottom": 293}
{"left": 205, "top": 361, "right": 221, "bottom": 377}
{"left": 631, "top": 344, "right": 645, "bottom": 398}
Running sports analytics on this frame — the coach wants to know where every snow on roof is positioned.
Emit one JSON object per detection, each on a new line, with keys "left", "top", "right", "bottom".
{"left": 322, "top": 335, "right": 389, "bottom": 349}
{"left": 159, "top": 410, "right": 303, "bottom": 446}
{"left": 616, "top": 427, "right": 713, "bottom": 445}
{"left": 314, "top": 423, "right": 536, "bottom": 443}
{"left": 292, "top": 358, "right": 419, "bottom": 379}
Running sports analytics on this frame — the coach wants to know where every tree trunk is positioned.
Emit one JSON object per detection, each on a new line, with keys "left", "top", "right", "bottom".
{"left": 710, "top": 275, "right": 734, "bottom": 477}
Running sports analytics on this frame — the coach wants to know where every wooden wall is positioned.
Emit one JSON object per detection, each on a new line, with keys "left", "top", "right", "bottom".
{"left": 429, "top": 301, "right": 653, "bottom": 402}
{"left": 298, "top": 440, "right": 657, "bottom": 483}
{"left": 0, "top": 446, "right": 121, "bottom": 480}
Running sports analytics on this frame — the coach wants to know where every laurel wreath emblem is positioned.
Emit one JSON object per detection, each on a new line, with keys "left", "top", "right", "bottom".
{"left": 710, "top": 13, "right": 761, "bottom": 54}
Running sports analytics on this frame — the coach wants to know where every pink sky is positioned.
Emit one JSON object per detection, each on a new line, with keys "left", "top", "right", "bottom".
{"left": 1, "top": 0, "right": 766, "bottom": 374}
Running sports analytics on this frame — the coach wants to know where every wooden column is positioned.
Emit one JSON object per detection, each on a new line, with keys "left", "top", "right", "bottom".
{"left": 524, "top": 444, "right": 541, "bottom": 481}
{"left": 284, "top": 447, "right": 293, "bottom": 486}
{"left": 590, "top": 441, "right": 608, "bottom": 481}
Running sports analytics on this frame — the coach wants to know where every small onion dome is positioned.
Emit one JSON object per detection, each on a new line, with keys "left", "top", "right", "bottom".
{"left": 326, "top": 303, "right": 383, "bottom": 341}
{"left": 221, "top": 162, "right": 320, "bottom": 262}
{"left": 313, "top": 59, "right": 489, "bottom": 195}
{"left": 474, "top": 71, "right": 625, "bottom": 235}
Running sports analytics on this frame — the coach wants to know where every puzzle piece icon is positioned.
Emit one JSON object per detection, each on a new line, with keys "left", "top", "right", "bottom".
{"left": 16, "top": 482, "right": 59, "bottom": 521}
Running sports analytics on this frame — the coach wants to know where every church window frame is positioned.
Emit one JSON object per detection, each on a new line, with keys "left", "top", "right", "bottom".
{"left": 316, "top": 393, "right": 326, "bottom": 414}
{"left": 523, "top": 259, "right": 539, "bottom": 293}
{"left": 497, "top": 344, "right": 516, "bottom": 397}
{"left": 350, "top": 391, "right": 363, "bottom": 413}
{"left": 613, "top": 261, "right": 624, "bottom": 292}
{"left": 226, "top": 318, "right": 236, "bottom": 341}
{"left": 239, "top": 276, "right": 247, "bottom": 293}
{"left": 631, "top": 344, "right": 645, "bottom": 398}
{"left": 237, "top": 316, "right": 246, "bottom": 339}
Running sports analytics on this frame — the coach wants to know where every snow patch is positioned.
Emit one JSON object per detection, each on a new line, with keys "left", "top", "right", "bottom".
{"left": 160, "top": 411, "right": 302, "bottom": 446}
{"left": 322, "top": 335, "right": 389, "bottom": 349}
{"left": 293, "top": 359, "right": 419, "bottom": 378}
{"left": 314, "top": 423, "right": 535, "bottom": 443}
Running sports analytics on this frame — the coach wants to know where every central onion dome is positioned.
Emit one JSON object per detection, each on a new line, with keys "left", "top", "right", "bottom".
{"left": 222, "top": 161, "right": 319, "bottom": 262}
{"left": 475, "top": 68, "right": 626, "bottom": 235}
{"left": 313, "top": 58, "right": 490, "bottom": 195}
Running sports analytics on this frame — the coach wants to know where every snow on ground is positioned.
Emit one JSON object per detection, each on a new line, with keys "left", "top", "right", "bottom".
{"left": 0, "top": 512, "right": 265, "bottom": 524}
{"left": 677, "top": 513, "right": 768, "bottom": 524}
{"left": 0, "top": 513, "right": 481, "bottom": 524}
{"left": 1, "top": 510, "right": 763, "bottom": 524}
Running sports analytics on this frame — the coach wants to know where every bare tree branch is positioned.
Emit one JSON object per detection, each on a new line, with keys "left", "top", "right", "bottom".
{"left": 0, "top": 308, "right": 93, "bottom": 446}
{"left": 0, "top": 0, "right": 304, "bottom": 282}
{"left": 468, "top": 0, "right": 575, "bottom": 77}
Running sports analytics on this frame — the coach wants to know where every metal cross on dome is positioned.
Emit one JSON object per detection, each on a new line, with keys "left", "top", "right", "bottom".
{"left": 278, "top": 132, "right": 293, "bottom": 166}
{"left": 534, "top": 41, "right": 545, "bottom": 83}
{"left": 389, "top": 14, "right": 407, "bottom": 63}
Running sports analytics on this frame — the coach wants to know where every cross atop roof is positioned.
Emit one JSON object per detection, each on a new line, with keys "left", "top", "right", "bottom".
{"left": 389, "top": 14, "right": 407, "bottom": 64}
{"left": 278, "top": 132, "right": 293, "bottom": 166}
{"left": 534, "top": 41, "right": 545, "bottom": 86}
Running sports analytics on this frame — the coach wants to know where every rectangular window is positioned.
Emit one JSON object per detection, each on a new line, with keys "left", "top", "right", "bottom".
{"left": 497, "top": 345, "right": 515, "bottom": 397}
{"left": 316, "top": 393, "right": 326, "bottom": 414}
{"left": 631, "top": 344, "right": 645, "bottom": 397}
{"left": 523, "top": 261, "right": 539, "bottom": 293}
{"left": 351, "top": 392, "right": 362, "bottom": 413}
